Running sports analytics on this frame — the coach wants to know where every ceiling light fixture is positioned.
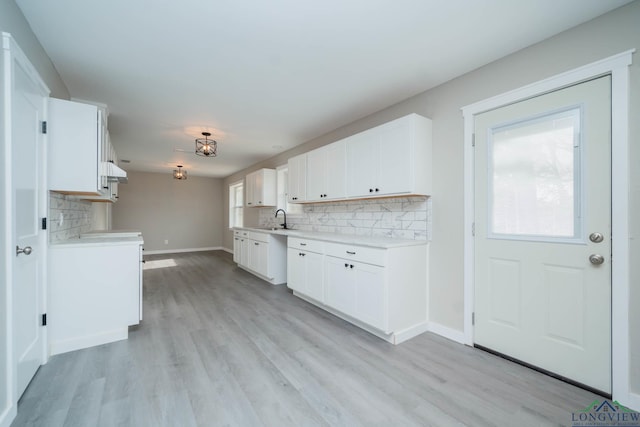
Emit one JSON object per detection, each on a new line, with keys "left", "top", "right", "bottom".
{"left": 173, "top": 165, "right": 187, "bottom": 180}
{"left": 195, "top": 131, "right": 217, "bottom": 157}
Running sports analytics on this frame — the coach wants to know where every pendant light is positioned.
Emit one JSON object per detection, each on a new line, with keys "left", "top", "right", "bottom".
{"left": 173, "top": 165, "right": 187, "bottom": 180}
{"left": 195, "top": 131, "right": 217, "bottom": 157}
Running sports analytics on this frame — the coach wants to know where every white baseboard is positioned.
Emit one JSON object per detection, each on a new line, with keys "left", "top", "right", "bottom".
{"left": 0, "top": 405, "right": 16, "bottom": 427}
{"left": 144, "top": 246, "right": 225, "bottom": 255}
{"left": 49, "top": 328, "right": 128, "bottom": 356}
{"left": 221, "top": 247, "right": 233, "bottom": 254}
{"left": 393, "top": 322, "right": 430, "bottom": 344}
{"left": 427, "top": 322, "right": 467, "bottom": 344}
{"left": 621, "top": 391, "right": 640, "bottom": 412}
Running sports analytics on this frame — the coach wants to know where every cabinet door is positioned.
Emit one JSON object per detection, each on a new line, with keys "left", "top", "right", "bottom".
{"left": 249, "top": 240, "right": 269, "bottom": 277}
{"left": 287, "top": 248, "right": 305, "bottom": 292}
{"left": 240, "top": 238, "right": 249, "bottom": 267}
{"left": 325, "top": 256, "right": 356, "bottom": 316}
{"left": 305, "top": 251, "right": 324, "bottom": 302}
{"left": 287, "top": 154, "right": 306, "bottom": 203}
{"left": 323, "top": 141, "right": 346, "bottom": 200}
{"left": 376, "top": 119, "right": 413, "bottom": 196}
{"left": 306, "top": 148, "right": 325, "bottom": 202}
{"left": 346, "top": 130, "right": 378, "bottom": 198}
{"left": 253, "top": 170, "right": 265, "bottom": 205}
{"left": 354, "top": 262, "right": 386, "bottom": 331}
{"left": 233, "top": 236, "right": 241, "bottom": 263}
{"left": 245, "top": 173, "right": 255, "bottom": 207}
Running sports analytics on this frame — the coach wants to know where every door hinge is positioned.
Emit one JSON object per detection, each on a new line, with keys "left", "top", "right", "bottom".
{"left": 41, "top": 121, "right": 47, "bottom": 134}
{"left": 472, "top": 312, "right": 475, "bottom": 325}
{"left": 41, "top": 313, "right": 47, "bottom": 326}
{"left": 472, "top": 222, "right": 475, "bottom": 236}
{"left": 472, "top": 133, "right": 475, "bottom": 147}
{"left": 41, "top": 217, "right": 47, "bottom": 230}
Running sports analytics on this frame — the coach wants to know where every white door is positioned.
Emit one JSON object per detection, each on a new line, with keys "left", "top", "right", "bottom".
{"left": 12, "top": 48, "right": 47, "bottom": 397}
{"left": 376, "top": 118, "right": 411, "bottom": 196}
{"left": 474, "top": 76, "right": 611, "bottom": 394}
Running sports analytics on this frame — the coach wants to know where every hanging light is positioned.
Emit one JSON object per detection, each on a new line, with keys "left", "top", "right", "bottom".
{"left": 173, "top": 165, "right": 187, "bottom": 180}
{"left": 195, "top": 131, "right": 217, "bottom": 157}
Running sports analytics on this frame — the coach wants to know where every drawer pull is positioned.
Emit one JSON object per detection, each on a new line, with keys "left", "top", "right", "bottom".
{"left": 344, "top": 263, "right": 349, "bottom": 268}
{"left": 346, "top": 251, "right": 356, "bottom": 255}
{"left": 254, "top": 242, "right": 259, "bottom": 245}
{"left": 350, "top": 264, "right": 354, "bottom": 269}
{"left": 300, "top": 243, "right": 307, "bottom": 246}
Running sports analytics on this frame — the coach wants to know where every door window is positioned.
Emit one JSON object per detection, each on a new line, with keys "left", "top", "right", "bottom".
{"left": 488, "top": 107, "right": 582, "bottom": 241}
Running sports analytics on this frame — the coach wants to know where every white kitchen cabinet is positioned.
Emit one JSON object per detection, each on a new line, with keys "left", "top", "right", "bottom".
{"left": 306, "top": 140, "right": 346, "bottom": 202}
{"left": 245, "top": 168, "right": 276, "bottom": 207}
{"left": 346, "top": 113, "right": 432, "bottom": 198}
{"left": 288, "top": 236, "right": 428, "bottom": 344}
{"left": 248, "top": 236, "right": 269, "bottom": 277}
{"left": 326, "top": 257, "right": 386, "bottom": 330}
{"left": 48, "top": 237, "right": 144, "bottom": 355}
{"left": 287, "top": 237, "right": 324, "bottom": 302}
{"left": 287, "top": 153, "right": 307, "bottom": 203}
{"left": 49, "top": 98, "right": 106, "bottom": 195}
{"left": 234, "top": 229, "right": 286, "bottom": 285}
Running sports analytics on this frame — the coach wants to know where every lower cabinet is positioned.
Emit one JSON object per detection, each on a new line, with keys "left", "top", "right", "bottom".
{"left": 287, "top": 247, "right": 324, "bottom": 302}
{"left": 325, "top": 257, "right": 386, "bottom": 331}
{"left": 288, "top": 237, "right": 428, "bottom": 344}
{"left": 233, "top": 229, "right": 287, "bottom": 285}
{"left": 48, "top": 239, "right": 143, "bottom": 355}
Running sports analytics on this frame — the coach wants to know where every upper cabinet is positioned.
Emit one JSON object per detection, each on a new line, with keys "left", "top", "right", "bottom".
{"left": 287, "top": 153, "right": 307, "bottom": 203}
{"left": 287, "top": 113, "right": 432, "bottom": 204}
{"left": 306, "top": 140, "right": 346, "bottom": 202}
{"left": 48, "top": 98, "right": 126, "bottom": 202}
{"left": 346, "top": 114, "right": 431, "bottom": 199}
{"left": 48, "top": 98, "right": 105, "bottom": 195}
{"left": 245, "top": 168, "right": 276, "bottom": 207}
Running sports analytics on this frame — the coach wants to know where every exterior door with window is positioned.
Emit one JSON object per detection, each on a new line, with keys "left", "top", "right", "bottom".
{"left": 474, "top": 76, "right": 611, "bottom": 393}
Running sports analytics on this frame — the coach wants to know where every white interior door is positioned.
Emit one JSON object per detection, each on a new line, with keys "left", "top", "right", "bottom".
{"left": 12, "top": 50, "right": 47, "bottom": 398}
{"left": 474, "top": 76, "right": 611, "bottom": 393}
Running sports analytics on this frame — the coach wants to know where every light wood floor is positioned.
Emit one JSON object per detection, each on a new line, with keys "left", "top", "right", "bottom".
{"left": 13, "top": 250, "right": 600, "bottom": 426}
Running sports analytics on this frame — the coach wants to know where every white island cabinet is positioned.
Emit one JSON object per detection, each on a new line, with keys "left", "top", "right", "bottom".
{"left": 48, "top": 236, "right": 143, "bottom": 355}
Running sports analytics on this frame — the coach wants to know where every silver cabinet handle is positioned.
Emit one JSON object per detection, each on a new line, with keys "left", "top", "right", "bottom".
{"left": 16, "top": 246, "right": 32, "bottom": 256}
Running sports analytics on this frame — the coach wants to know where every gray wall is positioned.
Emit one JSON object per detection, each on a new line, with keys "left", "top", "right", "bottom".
{"left": 0, "top": 1, "right": 69, "bottom": 422}
{"left": 222, "top": 0, "right": 640, "bottom": 389}
{"left": 113, "top": 171, "right": 224, "bottom": 252}
{"left": 0, "top": 0, "right": 69, "bottom": 99}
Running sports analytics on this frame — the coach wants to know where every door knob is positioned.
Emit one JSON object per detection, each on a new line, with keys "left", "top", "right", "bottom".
{"left": 589, "top": 232, "right": 604, "bottom": 243}
{"left": 589, "top": 254, "right": 605, "bottom": 265}
{"left": 16, "top": 246, "right": 32, "bottom": 256}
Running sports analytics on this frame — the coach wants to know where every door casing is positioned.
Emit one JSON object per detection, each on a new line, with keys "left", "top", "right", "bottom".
{"left": 462, "top": 50, "right": 634, "bottom": 405}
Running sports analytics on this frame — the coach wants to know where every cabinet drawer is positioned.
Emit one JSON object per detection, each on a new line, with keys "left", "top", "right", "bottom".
{"left": 324, "top": 242, "right": 386, "bottom": 266}
{"left": 248, "top": 231, "right": 270, "bottom": 243}
{"left": 288, "top": 237, "right": 324, "bottom": 254}
{"left": 235, "top": 229, "right": 249, "bottom": 237}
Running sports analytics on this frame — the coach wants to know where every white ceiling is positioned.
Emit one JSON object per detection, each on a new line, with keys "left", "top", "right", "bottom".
{"left": 16, "top": 0, "right": 631, "bottom": 178}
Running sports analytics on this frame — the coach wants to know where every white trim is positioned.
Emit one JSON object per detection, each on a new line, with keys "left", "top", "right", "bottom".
{"left": 427, "top": 322, "right": 466, "bottom": 345}
{"left": 462, "top": 50, "right": 634, "bottom": 406}
{"left": 49, "top": 328, "right": 128, "bottom": 356}
{"left": 392, "top": 322, "right": 430, "bottom": 345}
{"left": 221, "top": 247, "right": 233, "bottom": 254}
{"left": 0, "top": 406, "right": 17, "bottom": 427}
{"left": 143, "top": 246, "right": 225, "bottom": 255}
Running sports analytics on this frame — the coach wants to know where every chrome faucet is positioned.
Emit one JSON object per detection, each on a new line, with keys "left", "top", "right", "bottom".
{"left": 274, "top": 209, "right": 288, "bottom": 229}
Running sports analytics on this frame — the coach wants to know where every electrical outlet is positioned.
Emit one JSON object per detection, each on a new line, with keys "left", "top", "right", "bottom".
{"left": 164, "top": 239, "right": 168, "bottom": 245}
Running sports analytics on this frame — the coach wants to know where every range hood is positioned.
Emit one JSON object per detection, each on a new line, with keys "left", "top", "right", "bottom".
{"left": 103, "top": 161, "right": 128, "bottom": 184}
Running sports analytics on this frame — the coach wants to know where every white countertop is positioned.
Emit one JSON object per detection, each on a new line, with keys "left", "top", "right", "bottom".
{"left": 234, "top": 227, "right": 427, "bottom": 249}
{"left": 50, "top": 236, "right": 144, "bottom": 247}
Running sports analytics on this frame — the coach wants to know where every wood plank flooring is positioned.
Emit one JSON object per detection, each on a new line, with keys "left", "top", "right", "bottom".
{"left": 13, "top": 250, "right": 600, "bottom": 426}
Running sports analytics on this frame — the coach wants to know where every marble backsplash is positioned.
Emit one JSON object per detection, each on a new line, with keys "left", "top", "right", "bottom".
{"left": 259, "top": 196, "right": 431, "bottom": 240}
{"left": 49, "top": 192, "right": 94, "bottom": 242}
